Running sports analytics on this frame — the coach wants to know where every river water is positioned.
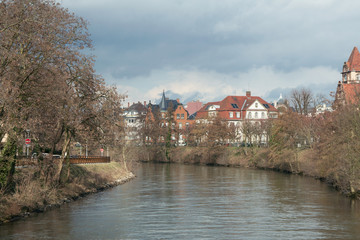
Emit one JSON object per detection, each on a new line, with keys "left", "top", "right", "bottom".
{"left": 1, "top": 163, "right": 360, "bottom": 239}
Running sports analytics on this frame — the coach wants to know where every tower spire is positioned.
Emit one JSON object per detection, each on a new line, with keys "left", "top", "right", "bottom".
{"left": 160, "top": 90, "right": 167, "bottom": 111}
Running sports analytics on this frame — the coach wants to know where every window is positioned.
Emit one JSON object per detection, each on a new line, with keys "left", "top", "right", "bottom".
{"left": 229, "top": 112, "right": 234, "bottom": 118}
{"left": 176, "top": 114, "right": 180, "bottom": 119}
{"left": 179, "top": 123, "right": 182, "bottom": 129}
{"left": 261, "top": 112, "right": 265, "bottom": 119}
{"left": 255, "top": 112, "right": 258, "bottom": 119}
{"left": 263, "top": 104, "right": 270, "bottom": 109}
{"left": 231, "top": 103, "right": 239, "bottom": 108}
{"left": 357, "top": 74, "right": 360, "bottom": 80}
{"left": 248, "top": 112, "right": 252, "bottom": 119}
{"left": 255, "top": 103, "right": 258, "bottom": 108}
{"left": 209, "top": 111, "right": 217, "bottom": 117}
{"left": 181, "top": 113, "right": 184, "bottom": 119}
{"left": 236, "top": 112, "right": 240, "bottom": 118}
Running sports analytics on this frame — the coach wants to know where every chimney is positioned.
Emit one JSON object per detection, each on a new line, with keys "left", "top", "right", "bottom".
{"left": 144, "top": 101, "right": 147, "bottom": 106}
{"left": 176, "top": 98, "right": 180, "bottom": 103}
{"left": 246, "top": 91, "right": 251, "bottom": 97}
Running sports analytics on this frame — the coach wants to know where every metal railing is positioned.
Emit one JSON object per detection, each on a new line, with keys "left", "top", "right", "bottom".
{"left": 16, "top": 155, "right": 110, "bottom": 166}
{"left": 69, "top": 156, "right": 110, "bottom": 164}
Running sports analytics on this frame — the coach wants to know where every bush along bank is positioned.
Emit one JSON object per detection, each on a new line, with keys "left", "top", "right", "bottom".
{"left": 0, "top": 162, "right": 134, "bottom": 225}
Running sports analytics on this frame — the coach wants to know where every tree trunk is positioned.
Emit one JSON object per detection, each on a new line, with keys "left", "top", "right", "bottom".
{"left": 122, "top": 144, "right": 128, "bottom": 171}
{"left": 53, "top": 129, "right": 72, "bottom": 184}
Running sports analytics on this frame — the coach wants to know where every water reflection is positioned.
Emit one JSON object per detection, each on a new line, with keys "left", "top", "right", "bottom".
{"left": 1, "top": 163, "right": 360, "bottom": 239}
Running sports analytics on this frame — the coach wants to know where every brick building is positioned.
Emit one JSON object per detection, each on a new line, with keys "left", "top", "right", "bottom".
{"left": 335, "top": 47, "right": 360, "bottom": 107}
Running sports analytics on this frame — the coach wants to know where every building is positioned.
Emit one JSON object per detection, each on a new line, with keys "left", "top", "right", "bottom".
{"left": 123, "top": 102, "right": 147, "bottom": 143}
{"left": 197, "top": 91, "right": 278, "bottom": 121}
{"left": 146, "top": 91, "right": 194, "bottom": 145}
{"left": 273, "top": 94, "right": 290, "bottom": 114}
{"left": 335, "top": 46, "right": 360, "bottom": 107}
{"left": 196, "top": 91, "right": 278, "bottom": 144}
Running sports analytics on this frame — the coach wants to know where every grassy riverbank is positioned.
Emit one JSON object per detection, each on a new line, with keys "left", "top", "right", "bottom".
{"left": 0, "top": 162, "right": 134, "bottom": 224}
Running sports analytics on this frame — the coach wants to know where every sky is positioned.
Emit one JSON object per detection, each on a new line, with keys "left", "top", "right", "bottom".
{"left": 60, "top": 0, "right": 360, "bottom": 105}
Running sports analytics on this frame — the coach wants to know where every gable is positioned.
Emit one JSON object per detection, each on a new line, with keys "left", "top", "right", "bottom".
{"left": 247, "top": 99, "right": 266, "bottom": 110}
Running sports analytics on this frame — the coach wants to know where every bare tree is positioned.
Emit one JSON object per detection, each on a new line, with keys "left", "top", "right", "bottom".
{"left": 289, "top": 88, "right": 313, "bottom": 115}
{"left": 0, "top": 0, "right": 116, "bottom": 185}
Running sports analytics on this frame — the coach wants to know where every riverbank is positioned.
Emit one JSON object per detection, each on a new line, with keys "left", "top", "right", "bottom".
{"left": 0, "top": 162, "right": 135, "bottom": 225}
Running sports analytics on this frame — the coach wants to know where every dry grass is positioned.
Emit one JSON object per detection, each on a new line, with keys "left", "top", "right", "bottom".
{"left": 0, "top": 161, "right": 133, "bottom": 224}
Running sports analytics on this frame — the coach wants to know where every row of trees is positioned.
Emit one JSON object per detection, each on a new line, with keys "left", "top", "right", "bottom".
{"left": 0, "top": 0, "right": 125, "bottom": 192}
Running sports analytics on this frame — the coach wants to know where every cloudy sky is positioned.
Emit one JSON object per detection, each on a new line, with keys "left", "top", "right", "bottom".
{"left": 61, "top": 0, "right": 360, "bottom": 104}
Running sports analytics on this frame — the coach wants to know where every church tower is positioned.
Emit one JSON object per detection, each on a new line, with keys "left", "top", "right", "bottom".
{"left": 341, "top": 47, "right": 360, "bottom": 84}
{"left": 335, "top": 47, "right": 360, "bottom": 107}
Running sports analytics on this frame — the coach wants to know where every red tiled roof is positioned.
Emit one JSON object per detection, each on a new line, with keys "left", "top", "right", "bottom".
{"left": 196, "top": 95, "right": 277, "bottom": 120}
{"left": 343, "top": 84, "right": 360, "bottom": 104}
{"left": 346, "top": 47, "right": 360, "bottom": 72}
{"left": 185, "top": 101, "right": 203, "bottom": 116}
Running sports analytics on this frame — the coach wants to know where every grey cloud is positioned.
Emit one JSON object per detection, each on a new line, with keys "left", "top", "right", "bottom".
{"left": 62, "top": 0, "right": 359, "bottom": 101}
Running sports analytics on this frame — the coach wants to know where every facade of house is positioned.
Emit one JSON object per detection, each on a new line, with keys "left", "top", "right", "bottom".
{"left": 197, "top": 91, "right": 278, "bottom": 121}
{"left": 335, "top": 47, "right": 360, "bottom": 106}
{"left": 123, "top": 102, "right": 147, "bottom": 143}
{"left": 196, "top": 91, "right": 278, "bottom": 144}
{"left": 146, "top": 91, "right": 194, "bottom": 145}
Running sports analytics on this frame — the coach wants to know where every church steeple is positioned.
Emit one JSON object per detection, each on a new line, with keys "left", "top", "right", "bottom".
{"left": 342, "top": 47, "right": 360, "bottom": 83}
{"left": 159, "top": 90, "right": 167, "bottom": 111}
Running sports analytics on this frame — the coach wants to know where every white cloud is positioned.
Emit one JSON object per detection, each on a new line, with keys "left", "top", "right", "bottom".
{"left": 111, "top": 65, "right": 339, "bottom": 105}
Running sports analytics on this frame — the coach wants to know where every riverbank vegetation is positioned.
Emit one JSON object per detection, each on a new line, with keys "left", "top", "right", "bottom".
{"left": 0, "top": 162, "right": 134, "bottom": 224}
{"left": 0, "top": 0, "right": 135, "bottom": 224}
{"left": 0, "top": 0, "right": 128, "bottom": 191}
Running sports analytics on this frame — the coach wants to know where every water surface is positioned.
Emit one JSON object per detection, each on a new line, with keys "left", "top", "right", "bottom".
{"left": 1, "top": 163, "right": 360, "bottom": 239}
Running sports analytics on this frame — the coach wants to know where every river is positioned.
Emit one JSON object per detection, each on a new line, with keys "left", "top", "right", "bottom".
{"left": 1, "top": 163, "right": 360, "bottom": 239}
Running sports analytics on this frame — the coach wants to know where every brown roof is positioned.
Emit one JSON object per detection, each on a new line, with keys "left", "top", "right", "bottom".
{"left": 346, "top": 47, "right": 360, "bottom": 72}
{"left": 343, "top": 84, "right": 360, "bottom": 104}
